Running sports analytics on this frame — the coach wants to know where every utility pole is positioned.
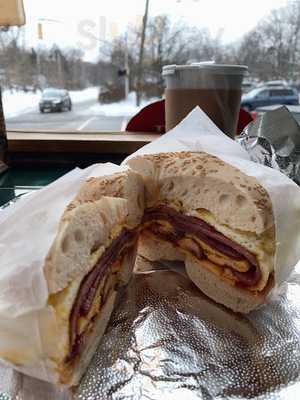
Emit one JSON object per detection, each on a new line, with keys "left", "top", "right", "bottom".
{"left": 136, "top": 0, "right": 150, "bottom": 106}
{"left": 55, "top": 48, "right": 64, "bottom": 87}
{"left": 37, "top": 19, "right": 64, "bottom": 88}
{"left": 36, "top": 22, "right": 43, "bottom": 88}
{"left": 124, "top": 32, "right": 129, "bottom": 100}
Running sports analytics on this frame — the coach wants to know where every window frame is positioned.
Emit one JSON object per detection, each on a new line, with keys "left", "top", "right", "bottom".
{"left": 6, "top": 128, "right": 158, "bottom": 156}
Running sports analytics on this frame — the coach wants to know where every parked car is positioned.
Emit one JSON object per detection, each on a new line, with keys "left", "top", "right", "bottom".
{"left": 264, "top": 80, "right": 288, "bottom": 87}
{"left": 241, "top": 86, "right": 299, "bottom": 111}
{"left": 256, "top": 80, "right": 289, "bottom": 88}
{"left": 39, "top": 88, "right": 72, "bottom": 113}
{"left": 98, "top": 83, "right": 124, "bottom": 104}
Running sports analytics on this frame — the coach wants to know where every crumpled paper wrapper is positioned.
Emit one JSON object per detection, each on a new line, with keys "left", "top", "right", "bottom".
{"left": 0, "top": 162, "right": 128, "bottom": 384}
{"left": 122, "top": 106, "right": 300, "bottom": 291}
{"left": 2, "top": 107, "right": 300, "bottom": 399}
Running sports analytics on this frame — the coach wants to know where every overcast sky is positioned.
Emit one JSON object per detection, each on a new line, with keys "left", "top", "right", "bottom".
{"left": 23, "top": 0, "right": 289, "bottom": 61}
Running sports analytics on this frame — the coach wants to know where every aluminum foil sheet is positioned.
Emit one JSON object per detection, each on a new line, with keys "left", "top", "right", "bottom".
{"left": 1, "top": 257, "right": 300, "bottom": 399}
{"left": 76, "top": 259, "right": 300, "bottom": 400}
{"left": 238, "top": 106, "right": 300, "bottom": 184}
{"left": 62, "top": 257, "right": 300, "bottom": 399}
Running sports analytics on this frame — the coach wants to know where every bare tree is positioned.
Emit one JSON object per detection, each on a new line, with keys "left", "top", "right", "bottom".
{"left": 235, "top": 1, "right": 300, "bottom": 81}
{"left": 105, "top": 14, "right": 230, "bottom": 100}
{"left": 0, "top": 27, "right": 21, "bottom": 90}
{"left": 2, "top": 0, "right": 300, "bottom": 100}
{"left": 143, "top": 15, "right": 193, "bottom": 97}
{"left": 136, "top": 0, "right": 150, "bottom": 106}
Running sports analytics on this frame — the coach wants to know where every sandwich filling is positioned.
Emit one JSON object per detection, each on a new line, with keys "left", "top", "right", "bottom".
{"left": 142, "top": 205, "right": 266, "bottom": 290}
{"left": 64, "top": 228, "right": 137, "bottom": 365}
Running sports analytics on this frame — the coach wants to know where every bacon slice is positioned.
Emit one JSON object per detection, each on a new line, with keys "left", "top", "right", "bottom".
{"left": 142, "top": 206, "right": 261, "bottom": 287}
{"left": 66, "top": 228, "right": 137, "bottom": 363}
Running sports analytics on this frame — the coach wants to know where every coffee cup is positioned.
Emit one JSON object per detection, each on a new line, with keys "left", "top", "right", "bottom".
{"left": 162, "top": 63, "right": 248, "bottom": 137}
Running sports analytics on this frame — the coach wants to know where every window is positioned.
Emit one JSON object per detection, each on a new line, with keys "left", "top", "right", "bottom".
{"left": 42, "top": 89, "right": 63, "bottom": 97}
{"left": 270, "top": 89, "right": 294, "bottom": 97}
{"left": 270, "top": 90, "right": 281, "bottom": 97}
{"left": 1, "top": 0, "right": 300, "bottom": 135}
{"left": 257, "top": 90, "right": 269, "bottom": 99}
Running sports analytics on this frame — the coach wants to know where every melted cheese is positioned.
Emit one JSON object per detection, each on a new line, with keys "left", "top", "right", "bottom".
{"left": 48, "top": 233, "right": 135, "bottom": 360}
{"left": 190, "top": 208, "right": 275, "bottom": 257}
{"left": 144, "top": 228, "right": 268, "bottom": 293}
{"left": 48, "top": 246, "right": 105, "bottom": 321}
{"left": 148, "top": 222, "right": 251, "bottom": 273}
{"left": 144, "top": 206, "right": 275, "bottom": 292}
{"left": 186, "top": 235, "right": 251, "bottom": 272}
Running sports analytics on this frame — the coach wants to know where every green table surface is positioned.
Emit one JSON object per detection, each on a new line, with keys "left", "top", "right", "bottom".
{"left": 0, "top": 166, "right": 72, "bottom": 207}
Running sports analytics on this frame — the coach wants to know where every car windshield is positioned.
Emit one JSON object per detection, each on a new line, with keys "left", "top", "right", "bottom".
{"left": 42, "top": 89, "right": 62, "bottom": 98}
{"left": 245, "top": 88, "right": 265, "bottom": 97}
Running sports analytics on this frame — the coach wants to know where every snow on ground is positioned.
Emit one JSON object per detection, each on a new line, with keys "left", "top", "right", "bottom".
{"left": 69, "top": 87, "right": 98, "bottom": 103}
{"left": 2, "top": 87, "right": 99, "bottom": 119}
{"left": 90, "top": 92, "right": 158, "bottom": 117}
{"left": 2, "top": 90, "right": 41, "bottom": 119}
{"left": 2, "top": 87, "right": 158, "bottom": 119}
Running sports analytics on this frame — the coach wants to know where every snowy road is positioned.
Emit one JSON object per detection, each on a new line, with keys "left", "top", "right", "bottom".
{"left": 5, "top": 98, "right": 128, "bottom": 132}
{"left": 3, "top": 89, "right": 153, "bottom": 132}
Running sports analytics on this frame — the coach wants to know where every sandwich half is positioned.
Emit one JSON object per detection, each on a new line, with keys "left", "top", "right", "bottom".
{"left": 127, "top": 151, "right": 275, "bottom": 313}
{"left": 43, "top": 170, "right": 144, "bottom": 385}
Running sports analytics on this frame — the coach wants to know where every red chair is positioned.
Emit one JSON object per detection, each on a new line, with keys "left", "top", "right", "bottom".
{"left": 125, "top": 99, "right": 253, "bottom": 135}
{"left": 126, "top": 99, "right": 165, "bottom": 134}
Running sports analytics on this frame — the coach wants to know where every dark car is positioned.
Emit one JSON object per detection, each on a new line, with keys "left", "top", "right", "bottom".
{"left": 39, "top": 88, "right": 72, "bottom": 113}
{"left": 241, "top": 86, "right": 299, "bottom": 111}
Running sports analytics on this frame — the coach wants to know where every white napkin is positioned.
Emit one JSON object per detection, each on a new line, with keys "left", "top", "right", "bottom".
{"left": 123, "top": 106, "right": 300, "bottom": 290}
{"left": 0, "top": 162, "right": 128, "bottom": 382}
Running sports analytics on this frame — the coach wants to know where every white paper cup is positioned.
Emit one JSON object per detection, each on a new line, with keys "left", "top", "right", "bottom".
{"left": 163, "top": 63, "right": 248, "bottom": 136}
